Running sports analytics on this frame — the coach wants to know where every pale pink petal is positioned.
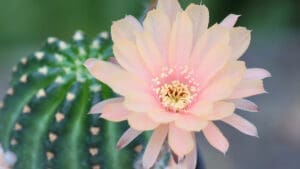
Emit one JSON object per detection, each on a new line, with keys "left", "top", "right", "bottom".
{"left": 136, "top": 31, "right": 164, "bottom": 75}
{"left": 113, "top": 39, "right": 150, "bottom": 78}
{"left": 157, "top": 0, "right": 182, "bottom": 22}
{"left": 204, "top": 101, "right": 235, "bottom": 120}
{"left": 90, "top": 97, "right": 123, "bottom": 114}
{"left": 231, "top": 99, "right": 258, "bottom": 112}
{"left": 203, "top": 123, "right": 229, "bottom": 154}
{"left": 147, "top": 110, "right": 178, "bottom": 123}
{"left": 220, "top": 14, "right": 240, "bottom": 28}
{"left": 189, "top": 101, "right": 213, "bottom": 116}
{"left": 169, "top": 11, "right": 193, "bottom": 66}
{"left": 222, "top": 114, "right": 258, "bottom": 137}
{"left": 123, "top": 94, "right": 161, "bottom": 113}
{"left": 99, "top": 100, "right": 130, "bottom": 122}
{"left": 84, "top": 59, "right": 149, "bottom": 98}
{"left": 143, "top": 125, "right": 168, "bottom": 169}
{"left": 128, "top": 112, "right": 159, "bottom": 131}
{"left": 184, "top": 146, "right": 197, "bottom": 169}
{"left": 244, "top": 68, "right": 271, "bottom": 80}
{"left": 111, "top": 15, "right": 142, "bottom": 42}
{"left": 185, "top": 4, "right": 209, "bottom": 43}
{"left": 143, "top": 9, "right": 171, "bottom": 61}
{"left": 200, "top": 61, "right": 246, "bottom": 102}
{"left": 168, "top": 124, "right": 195, "bottom": 156}
{"left": 230, "top": 79, "right": 266, "bottom": 99}
{"left": 117, "top": 128, "right": 142, "bottom": 150}
{"left": 174, "top": 114, "right": 208, "bottom": 131}
{"left": 229, "top": 27, "right": 251, "bottom": 59}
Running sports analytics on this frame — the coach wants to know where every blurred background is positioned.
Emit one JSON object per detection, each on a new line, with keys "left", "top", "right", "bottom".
{"left": 0, "top": 0, "right": 299, "bottom": 168}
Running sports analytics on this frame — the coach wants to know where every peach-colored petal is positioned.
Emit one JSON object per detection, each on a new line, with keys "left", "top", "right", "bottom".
{"left": 84, "top": 59, "right": 149, "bottom": 97}
{"left": 90, "top": 97, "right": 123, "bottom": 114}
{"left": 168, "top": 124, "right": 195, "bottom": 156}
{"left": 147, "top": 110, "right": 178, "bottom": 123}
{"left": 220, "top": 14, "right": 240, "bottom": 28}
{"left": 185, "top": 4, "right": 209, "bottom": 43}
{"left": 203, "top": 123, "right": 229, "bottom": 154}
{"left": 136, "top": 31, "right": 164, "bottom": 75}
{"left": 157, "top": 0, "right": 182, "bottom": 22}
{"left": 204, "top": 101, "right": 235, "bottom": 120}
{"left": 222, "top": 114, "right": 258, "bottom": 137}
{"left": 128, "top": 112, "right": 159, "bottom": 131}
{"left": 100, "top": 101, "right": 130, "bottom": 122}
{"left": 169, "top": 11, "right": 193, "bottom": 66}
{"left": 189, "top": 101, "right": 213, "bottom": 116}
{"left": 200, "top": 61, "right": 246, "bottom": 101}
{"left": 174, "top": 114, "right": 208, "bottom": 131}
{"left": 230, "top": 79, "right": 266, "bottom": 99}
{"left": 143, "top": 125, "right": 168, "bottom": 169}
{"left": 113, "top": 39, "right": 150, "bottom": 78}
{"left": 229, "top": 27, "right": 251, "bottom": 59}
{"left": 111, "top": 15, "right": 142, "bottom": 42}
{"left": 244, "top": 68, "right": 271, "bottom": 80}
{"left": 123, "top": 94, "right": 160, "bottom": 113}
{"left": 143, "top": 9, "right": 171, "bottom": 61}
{"left": 117, "top": 128, "right": 142, "bottom": 150}
{"left": 231, "top": 99, "right": 258, "bottom": 112}
{"left": 184, "top": 146, "right": 197, "bottom": 169}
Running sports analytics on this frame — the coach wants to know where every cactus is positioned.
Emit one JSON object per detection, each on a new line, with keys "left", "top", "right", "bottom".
{"left": 0, "top": 31, "right": 164, "bottom": 169}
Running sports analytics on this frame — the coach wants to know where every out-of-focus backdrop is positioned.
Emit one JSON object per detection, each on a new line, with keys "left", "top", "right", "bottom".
{"left": 0, "top": 0, "right": 299, "bottom": 168}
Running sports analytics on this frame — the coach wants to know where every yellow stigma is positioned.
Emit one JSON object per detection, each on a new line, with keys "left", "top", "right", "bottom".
{"left": 158, "top": 80, "right": 194, "bottom": 112}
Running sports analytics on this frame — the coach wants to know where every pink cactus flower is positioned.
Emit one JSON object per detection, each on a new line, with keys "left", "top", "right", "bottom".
{"left": 85, "top": 0, "right": 270, "bottom": 168}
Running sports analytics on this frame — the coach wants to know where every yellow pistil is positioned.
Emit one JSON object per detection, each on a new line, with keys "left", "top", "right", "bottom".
{"left": 158, "top": 80, "right": 194, "bottom": 112}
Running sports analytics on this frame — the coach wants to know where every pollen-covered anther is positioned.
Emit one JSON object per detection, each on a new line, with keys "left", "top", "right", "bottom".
{"left": 157, "top": 80, "right": 194, "bottom": 112}
{"left": 36, "top": 89, "right": 46, "bottom": 98}
{"left": 49, "top": 133, "right": 58, "bottom": 142}
{"left": 89, "top": 148, "right": 99, "bottom": 156}
{"left": 46, "top": 152, "right": 54, "bottom": 160}
{"left": 55, "top": 112, "right": 65, "bottom": 122}
{"left": 66, "top": 93, "right": 75, "bottom": 101}
{"left": 7, "top": 88, "right": 14, "bottom": 96}
{"left": 35, "top": 51, "right": 45, "bottom": 60}
{"left": 38, "top": 66, "right": 48, "bottom": 75}
{"left": 14, "top": 123, "right": 22, "bottom": 131}
{"left": 23, "top": 105, "right": 31, "bottom": 114}
{"left": 90, "top": 127, "right": 100, "bottom": 135}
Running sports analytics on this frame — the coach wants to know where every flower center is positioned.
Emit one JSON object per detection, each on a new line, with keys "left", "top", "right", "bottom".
{"left": 158, "top": 80, "right": 194, "bottom": 112}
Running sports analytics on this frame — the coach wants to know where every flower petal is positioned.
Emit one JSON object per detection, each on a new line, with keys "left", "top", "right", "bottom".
{"left": 143, "top": 125, "right": 168, "bottom": 169}
{"left": 189, "top": 101, "right": 213, "bottom": 117}
{"left": 244, "top": 68, "right": 271, "bottom": 80}
{"left": 184, "top": 146, "right": 197, "bottom": 169}
{"left": 222, "top": 114, "right": 258, "bottom": 137}
{"left": 175, "top": 114, "right": 208, "bottom": 131}
{"left": 117, "top": 128, "right": 142, "bottom": 150}
{"left": 147, "top": 110, "right": 178, "bottom": 123}
{"left": 169, "top": 11, "right": 193, "bottom": 66}
{"left": 204, "top": 101, "right": 235, "bottom": 120}
{"left": 200, "top": 61, "right": 246, "bottom": 102}
{"left": 111, "top": 15, "right": 142, "bottom": 42}
{"left": 231, "top": 99, "right": 258, "bottom": 112}
{"left": 185, "top": 4, "right": 209, "bottom": 43}
{"left": 168, "top": 124, "right": 195, "bottom": 156}
{"left": 203, "top": 123, "right": 229, "bottom": 154}
{"left": 230, "top": 79, "right": 266, "bottom": 99}
{"left": 220, "top": 14, "right": 240, "bottom": 28}
{"left": 84, "top": 59, "right": 149, "bottom": 97}
{"left": 128, "top": 112, "right": 159, "bottom": 131}
{"left": 143, "top": 9, "right": 171, "bottom": 62}
{"left": 229, "top": 27, "right": 251, "bottom": 59}
{"left": 90, "top": 97, "right": 123, "bottom": 114}
{"left": 113, "top": 39, "right": 150, "bottom": 78}
{"left": 157, "top": 0, "right": 182, "bottom": 22}
{"left": 99, "top": 100, "right": 130, "bottom": 122}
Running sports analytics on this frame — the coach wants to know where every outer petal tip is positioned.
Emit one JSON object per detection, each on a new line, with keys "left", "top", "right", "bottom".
{"left": 220, "top": 14, "right": 241, "bottom": 28}
{"left": 84, "top": 58, "right": 98, "bottom": 69}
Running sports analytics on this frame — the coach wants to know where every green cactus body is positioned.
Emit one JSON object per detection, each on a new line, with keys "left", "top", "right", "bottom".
{"left": 0, "top": 31, "right": 152, "bottom": 169}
